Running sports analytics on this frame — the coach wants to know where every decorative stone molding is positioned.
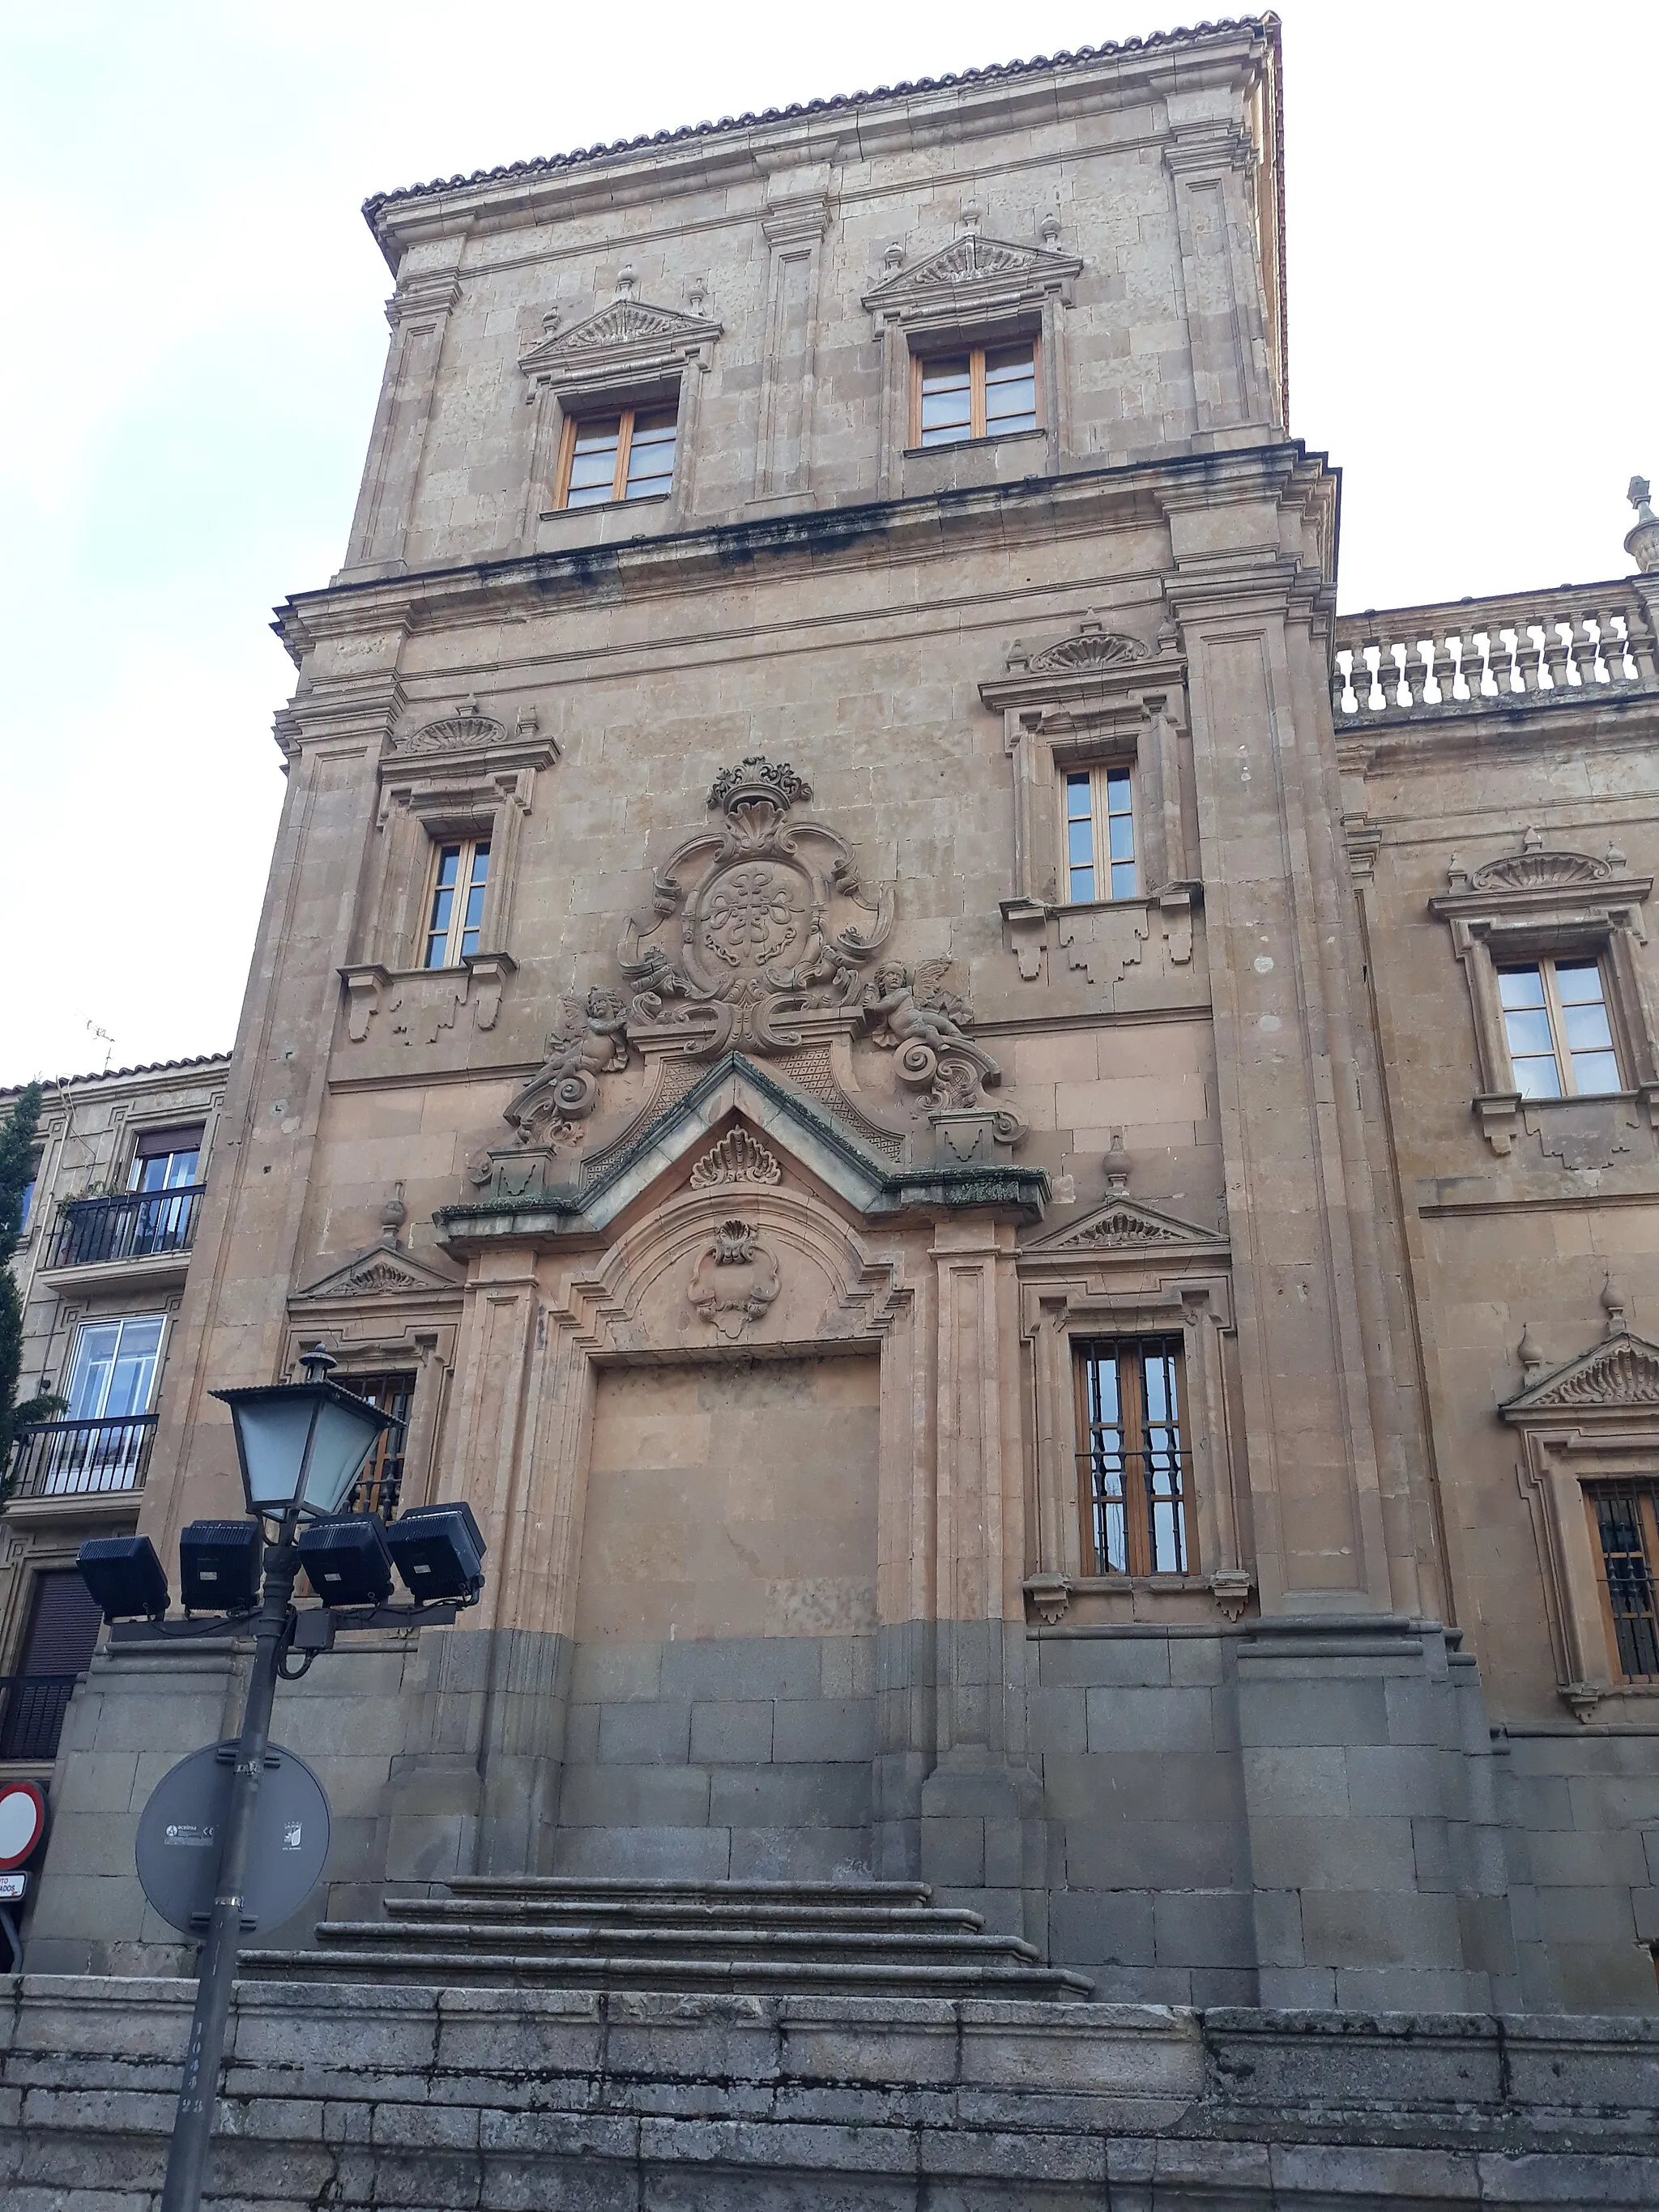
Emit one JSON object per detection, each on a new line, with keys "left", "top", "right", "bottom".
{"left": 1026, "top": 1194, "right": 1222, "bottom": 1255}
{"left": 861, "top": 218, "right": 1082, "bottom": 332}
{"left": 1627, "top": 475, "right": 1659, "bottom": 576}
{"left": 1018, "top": 1270, "right": 1240, "bottom": 1605}
{"left": 686, "top": 1217, "right": 782, "bottom": 1340}
{"left": 1430, "top": 830, "right": 1659, "bottom": 1153}
{"left": 1503, "top": 1325, "right": 1659, "bottom": 1717}
{"left": 292, "top": 1244, "right": 462, "bottom": 1303}
{"left": 980, "top": 622, "right": 1195, "bottom": 953}
{"left": 689, "top": 1130, "right": 783, "bottom": 1188}
{"left": 389, "top": 696, "right": 508, "bottom": 755}
{"left": 518, "top": 293, "right": 723, "bottom": 400}
{"left": 504, "top": 989, "right": 633, "bottom": 1149}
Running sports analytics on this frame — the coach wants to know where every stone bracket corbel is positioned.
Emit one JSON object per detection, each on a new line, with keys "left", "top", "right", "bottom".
{"left": 462, "top": 950, "right": 517, "bottom": 1032}
{"left": 1208, "top": 1568, "right": 1253, "bottom": 1622}
{"left": 1023, "top": 1572, "right": 1072, "bottom": 1626}
{"left": 1474, "top": 1091, "right": 1523, "bottom": 1156}
{"left": 1000, "top": 896, "right": 1049, "bottom": 982}
{"left": 1155, "top": 881, "right": 1201, "bottom": 966}
{"left": 340, "top": 964, "right": 391, "bottom": 1043}
{"left": 1559, "top": 1681, "right": 1604, "bottom": 1724}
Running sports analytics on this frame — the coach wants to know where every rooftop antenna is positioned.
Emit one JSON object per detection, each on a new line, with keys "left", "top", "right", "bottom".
{"left": 86, "top": 1021, "right": 114, "bottom": 1072}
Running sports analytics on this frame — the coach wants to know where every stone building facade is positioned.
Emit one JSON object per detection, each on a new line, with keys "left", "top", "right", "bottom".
{"left": 22, "top": 15, "right": 1659, "bottom": 2026}
{"left": 0, "top": 1058, "right": 228, "bottom": 1791}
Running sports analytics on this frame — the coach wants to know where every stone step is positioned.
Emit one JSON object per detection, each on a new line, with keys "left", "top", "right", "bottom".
{"left": 383, "top": 1895, "right": 987, "bottom": 1934}
{"left": 240, "top": 1945, "right": 1095, "bottom": 1997}
{"left": 308, "top": 1918, "right": 1039, "bottom": 1966}
{"left": 238, "top": 1876, "right": 1095, "bottom": 1999}
{"left": 448, "top": 1877, "right": 936, "bottom": 1903}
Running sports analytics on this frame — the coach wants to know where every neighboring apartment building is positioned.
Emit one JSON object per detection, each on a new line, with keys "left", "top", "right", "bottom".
{"left": 21, "top": 15, "right": 1659, "bottom": 2025}
{"left": 0, "top": 1059, "right": 228, "bottom": 1782}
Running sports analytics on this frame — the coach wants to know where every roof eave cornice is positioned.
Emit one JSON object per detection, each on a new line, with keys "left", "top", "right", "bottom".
{"left": 363, "top": 20, "right": 1277, "bottom": 272}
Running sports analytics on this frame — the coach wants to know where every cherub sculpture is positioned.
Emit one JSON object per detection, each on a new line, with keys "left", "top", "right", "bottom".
{"left": 862, "top": 960, "right": 977, "bottom": 1052}
{"left": 505, "top": 987, "right": 632, "bottom": 1142}
{"left": 544, "top": 987, "right": 631, "bottom": 1079}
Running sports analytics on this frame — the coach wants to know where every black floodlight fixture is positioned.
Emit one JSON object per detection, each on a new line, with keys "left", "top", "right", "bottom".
{"left": 296, "top": 1514, "right": 395, "bottom": 1608}
{"left": 386, "top": 1501, "right": 486, "bottom": 1605}
{"left": 211, "top": 1345, "right": 393, "bottom": 1522}
{"left": 78, "top": 1535, "right": 169, "bottom": 1623}
{"left": 178, "top": 1519, "right": 264, "bottom": 1614}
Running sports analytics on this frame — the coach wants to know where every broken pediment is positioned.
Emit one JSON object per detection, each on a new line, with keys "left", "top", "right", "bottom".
{"left": 436, "top": 1055, "right": 1048, "bottom": 1252}
{"left": 1025, "top": 1195, "right": 1222, "bottom": 1255}
{"left": 292, "top": 1243, "right": 463, "bottom": 1303}
{"left": 863, "top": 228, "right": 1082, "bottom": 322}
{"left": 1503, "top": 1329, "right": 1659, "bottom": 1418}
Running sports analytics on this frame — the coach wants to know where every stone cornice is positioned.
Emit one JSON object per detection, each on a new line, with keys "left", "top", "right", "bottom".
{"left": 275, "top": 443, "right": 1336, "bottom": 666}
{"left": 363, "top": 23, "right": 1278, "bottom": 271}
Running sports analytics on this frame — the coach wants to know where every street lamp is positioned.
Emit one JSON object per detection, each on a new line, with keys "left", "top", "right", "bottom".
{"left": 75, "top": 1345, "right": 485, "bottom": 2212}
{"left": 156, "top": 1345, "right": 391, "bottom": 2212}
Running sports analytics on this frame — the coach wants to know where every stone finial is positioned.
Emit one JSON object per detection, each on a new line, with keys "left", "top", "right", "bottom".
{"left": 461, "top": 692, "right": 481, "bottom": 719}
{"left": 882, "top": 241, "right": 904, "bottom": 274}
{"left": 380, "top": 1181, "right": 407, "bottom": 1248}
{"left": 1520, "top": 825, "right": 1543, "bottom": 854}
{"left": 1102, "top": 1131, "right": 1132, "bottom": 1197}
{"left": 540, "top": 309, "right": 561, "bottom": 337}
{"left": 1601, "top": 1272, "right": 1627, "bottom": 1338}
{"left": 615, "top": 263, "right": 637, "bottom": 299}
{"left": 1607, "top": 838, "right": 1627, "bottom": 869}
{"left": 1627, "top": 475, "right": 1659, "bottom": 573}
{"left": 1004, "top": 638, "right": 1028, "bottom": 671}
{"left": 960, "top": 202, "right": 982, "bottom": 235}
{"left": 1039, "top": 211, "right": 1062, "bottom": 247}
{"left": 1517, "top": 1323, "right": 1545, "bottom": 1380}
{"left": 687, "top": 277, "right": 708, "bottom": 316}
{"left": 517, "top": 702, "right": 540, "bottom": 739}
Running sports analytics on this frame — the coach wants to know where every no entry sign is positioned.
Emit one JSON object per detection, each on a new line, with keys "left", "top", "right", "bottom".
{"left": 0, "top": 1780, "right": 46, "bottom": 1870}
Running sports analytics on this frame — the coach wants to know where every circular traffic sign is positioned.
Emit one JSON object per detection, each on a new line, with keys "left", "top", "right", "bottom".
{"left": 0, "top": 1780, "right": 45, "bottom": 1869}
{"left": 135, "top": 1741, "right": 331, "bottom": 1936}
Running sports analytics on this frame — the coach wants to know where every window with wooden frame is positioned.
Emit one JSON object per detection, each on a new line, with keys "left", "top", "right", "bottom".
{"left": 555, "top": 405, "right": 678, "bottom": 509}
{"left": 912, "top": 341, "right": 1038, "bottom": 448}
{"left": 1498, "top": 957, "right": 1623, "bottom": 1099}
{"left": 423, "top": 837, "right": 491, "bottom": 970}
{"left": 345, "top": 1372, "right": 415, "bottom": 1519}
{"left": 1073, "top": 1336, "right": 1193, "bottom": 1576}
{"left": 1062, "top": 764, "right": 1137, "bottom": 903}
{"left": 1587, "top": 1481, "right": 1659, "bottom": 1681}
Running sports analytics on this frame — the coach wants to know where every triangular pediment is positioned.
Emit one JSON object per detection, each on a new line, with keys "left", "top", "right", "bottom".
{"left": 518, "top": 298, "right": 723, "bottom": 377}
{"left": 1503, "top": 1329, "right": 1659, "bottom": 1417}
{"left": 863, "top": 232, "right": 1082, "bottom": 315}
{"left": 1026, "top": 1194, "right": 1222, "bottom": 1255}
{"left": 292, "top": 1243, "right": 463, "bottom": 1303}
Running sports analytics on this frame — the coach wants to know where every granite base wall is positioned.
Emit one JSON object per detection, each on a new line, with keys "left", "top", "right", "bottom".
{"left": 2, "top": 1975, "right": 1657, "bottom": 2211}
{"left": 23, "top": 1617, "right": 1659, "bottom": 2016}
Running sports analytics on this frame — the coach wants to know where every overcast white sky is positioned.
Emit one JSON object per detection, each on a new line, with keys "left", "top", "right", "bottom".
{"left": 2, "top": 1, "right": 1653, "bottom": 1086}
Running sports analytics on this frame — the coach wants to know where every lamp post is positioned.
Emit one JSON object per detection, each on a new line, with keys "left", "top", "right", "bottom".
{"left": 75, "top": 1346, "right": 486, "bottom": 2212}
{"left": 160, "top": 1347, "right": 390, "bottom": 2212}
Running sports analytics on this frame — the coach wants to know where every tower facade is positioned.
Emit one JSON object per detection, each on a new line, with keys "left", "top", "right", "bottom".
{"left": 24, "top": 18, "right": 1659, "bottom": 2018}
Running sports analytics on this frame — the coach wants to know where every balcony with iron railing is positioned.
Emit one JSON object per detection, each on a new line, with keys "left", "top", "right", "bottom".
{"left": 6, "top": 1415, "right": 156, "bottom": 1502}
{"left": 1332, "top": 577, "right": 1659, "bottom": 729}
{"left": 45, "top": 1185, "right": 206, "bottom": 1278}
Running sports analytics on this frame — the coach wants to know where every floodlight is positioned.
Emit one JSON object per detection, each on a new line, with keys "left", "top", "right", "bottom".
{"left": 386, "top": 1501, "right": 486, "bottom": 1604}
{"left": 178, "top": 1520, "right": 263, "bottom": 1613}
{"left": 78, "top": 1535, "right": 169, "bottom": 1623}
{"left": 296, "top": 1515, "right": 394, "bottom": 1608}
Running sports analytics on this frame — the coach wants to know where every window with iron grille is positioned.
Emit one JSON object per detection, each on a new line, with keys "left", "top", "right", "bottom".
{"left": 346, "top": 1372, "right": 415, "bottom": 1518}
{"left": 1587, "top": 1481, "right": 1659, "bottom": 1681}
{"left": 1073, "top": 1336, "right": 1193, "bottom": 1576}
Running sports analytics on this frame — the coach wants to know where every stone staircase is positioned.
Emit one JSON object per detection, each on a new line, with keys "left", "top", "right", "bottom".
{"left": 241, "top": 1877, "right": 1094, "bottom": 1997}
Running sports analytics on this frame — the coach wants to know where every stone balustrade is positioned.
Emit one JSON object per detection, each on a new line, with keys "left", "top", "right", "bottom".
{"left": 1333, "top": 579, "right": 1659, "bottom": 722}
